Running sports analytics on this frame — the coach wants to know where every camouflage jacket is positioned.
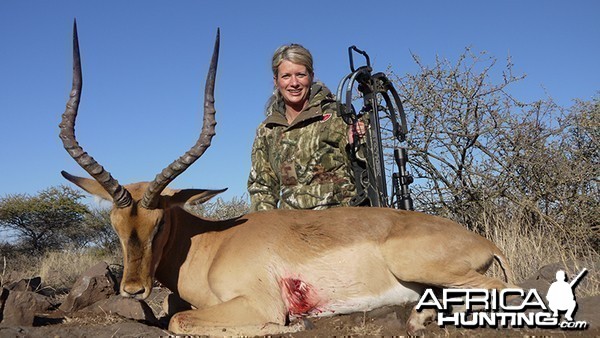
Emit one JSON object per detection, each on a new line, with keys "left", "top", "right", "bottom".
{"left": 248, "top": 83, "right": 356, "bottom": 211}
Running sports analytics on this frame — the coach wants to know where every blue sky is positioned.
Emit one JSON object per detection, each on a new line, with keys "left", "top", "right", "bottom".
{"left": 1, "top": 0, "right": 598, "bottom": 204}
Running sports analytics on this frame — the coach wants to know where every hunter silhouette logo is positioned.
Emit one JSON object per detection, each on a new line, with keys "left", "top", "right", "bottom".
{"left": 546, "top": 268, "right": 587, "bottom": 322}
{"left": 415, "top": 268, "right": 590, "bottom": 330}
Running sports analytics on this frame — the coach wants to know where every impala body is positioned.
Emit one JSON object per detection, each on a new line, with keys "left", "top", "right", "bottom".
{"left": 60, "top": 23, "right": 514, "bottom": 335}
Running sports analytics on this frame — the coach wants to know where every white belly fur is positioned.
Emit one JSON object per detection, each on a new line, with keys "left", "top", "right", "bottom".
{"left": 277, "top": 243, "right": 423, "bottom": 318}
{"left": 313, "top": 282, "right": 422, "bottom": 317}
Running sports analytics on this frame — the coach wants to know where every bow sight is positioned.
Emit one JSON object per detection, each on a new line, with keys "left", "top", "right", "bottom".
{"left": 337, "top": 46, "right": 414, "bottom": 210}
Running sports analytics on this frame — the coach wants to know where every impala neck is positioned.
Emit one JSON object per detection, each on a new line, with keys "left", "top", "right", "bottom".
{"left": 153, "top": 207, "right": 190, "bottom": 293}
{"left": 153, "top": 207, "right": 241, "bottom": 294}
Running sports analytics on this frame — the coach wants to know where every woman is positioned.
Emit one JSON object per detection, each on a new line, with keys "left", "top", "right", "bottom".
{"left": 247, "top": 43, "right": 363, "bottom": 211}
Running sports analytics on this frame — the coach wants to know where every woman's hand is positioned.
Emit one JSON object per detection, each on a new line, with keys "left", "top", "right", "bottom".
{"left": 348, "top": 121, "right": 366, "bottom": 144}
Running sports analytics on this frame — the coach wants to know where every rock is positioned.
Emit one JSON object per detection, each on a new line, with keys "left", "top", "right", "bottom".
{"left": 58, "top": 262, "right": 118, "bottom": 313}
{"left": 80, "top": 295, "right": 158, "bottom": 324}
{"left": 0, "top": 288, "right": 9, "bottom": 322}
{"left": 577, "top": 294, "right": 600, "bottom": 324}
{"left": 518, "top": 260, "right": 599, "bottom": 323}
{"left": 5, "top": 277, "right": 42, "bottom": 292}
{"left": 519, "top": 260, "right": 597, "bottom": 298}
{"left": 0, "top": 290, "right": 55, "bottom": 326}
{"left": 518, "top": 275, "right": 550, "bottom": 294}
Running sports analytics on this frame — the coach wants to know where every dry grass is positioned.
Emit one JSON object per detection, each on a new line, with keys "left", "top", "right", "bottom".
{"left": 62, "top": 312, "right": 128, "bottom": 326}
{"left": 471, "top": 206, "right": 599, "bottom": 297}
{"left": 39, "top": 249, "right": 122, "bottom": 292}
{"left": 1, "top": 247, "right": 122, "bottom": 294}
{"left": 349, "top": 313, "right": 384, "bottom": 336}
{"left": 1, "top": 252, "right": 43, "bottom": 289}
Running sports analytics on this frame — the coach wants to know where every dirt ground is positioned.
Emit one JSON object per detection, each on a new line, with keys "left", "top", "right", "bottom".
{"left": 1, "top": 290, "right": 597, "bottom": 338}
{"left": 0, "top": 309, "right": 597, "bottom": 337}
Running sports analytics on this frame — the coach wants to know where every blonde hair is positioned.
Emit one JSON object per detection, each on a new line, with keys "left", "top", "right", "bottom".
{"left": 272, "top": 43, "right": 314, "bottom": 78}
{"left": 266, "top": 44, "right": 315, "bottom": 115}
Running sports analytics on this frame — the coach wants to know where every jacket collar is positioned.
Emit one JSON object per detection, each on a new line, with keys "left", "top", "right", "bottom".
{"left": 263, "top": 82, "right": 333, "bottom": 129}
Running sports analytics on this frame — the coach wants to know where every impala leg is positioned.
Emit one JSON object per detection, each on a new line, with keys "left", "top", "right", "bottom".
{"left": 168, "top": 296, "right": 300, "bottom": 336}
{"left": 407, "top": 307, "right": 436, "bottom": 336}
{"left": 404, "top": 272, "right": 513, "bottom": 335}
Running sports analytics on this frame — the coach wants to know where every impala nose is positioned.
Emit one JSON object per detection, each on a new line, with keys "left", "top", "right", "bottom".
{"left": 121, "top": 283, "right": 147, "bottom": 298}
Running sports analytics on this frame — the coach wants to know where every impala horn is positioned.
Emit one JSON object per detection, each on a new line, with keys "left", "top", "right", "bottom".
{"left": 141, "top": 29, "right": 220, "bottom": 210}
{"left": 59, "top": 20, "right": 133, "bottom": 208}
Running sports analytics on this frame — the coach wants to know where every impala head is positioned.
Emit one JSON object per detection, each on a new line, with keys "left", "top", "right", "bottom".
{"left": 59, "top": 20, "right": 223, "bottom": 299}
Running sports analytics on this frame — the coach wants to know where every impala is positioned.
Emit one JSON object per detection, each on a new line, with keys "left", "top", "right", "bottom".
{"left": 60, "top": 22, "right": 514, "bottom": 335}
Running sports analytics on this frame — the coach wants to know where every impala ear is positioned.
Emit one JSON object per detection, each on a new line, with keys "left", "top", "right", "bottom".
{"left": 61, "top": 170, "right": 113, "bottom": 201}
{"left": 169, "top": 188, "right": 228, "bottom": 207}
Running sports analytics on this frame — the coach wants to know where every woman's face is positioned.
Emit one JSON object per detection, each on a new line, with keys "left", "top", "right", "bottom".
{"left": 274, "top": 60, "right": 312, "bottom": 112}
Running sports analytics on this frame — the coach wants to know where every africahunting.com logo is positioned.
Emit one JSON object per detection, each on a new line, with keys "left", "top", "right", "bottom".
{"left": 416, "top": 268, "right": 589, "bottom": 330}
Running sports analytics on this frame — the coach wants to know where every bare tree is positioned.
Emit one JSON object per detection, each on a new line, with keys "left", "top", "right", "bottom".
{"left": 390, "top": 48, "right": 598, "bottom": 245}
{"left": 186, "top": 195, "right": 250, "bottom": 220}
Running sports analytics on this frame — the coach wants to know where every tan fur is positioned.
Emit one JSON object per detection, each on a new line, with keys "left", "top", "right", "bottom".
{"left": 60, "top": 29, "right": 514, "bottom": 334}
{"left": 63, "top": 174, "right": 513, "bottom": 336}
